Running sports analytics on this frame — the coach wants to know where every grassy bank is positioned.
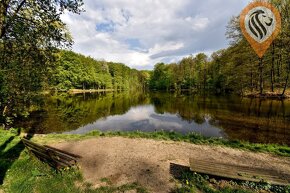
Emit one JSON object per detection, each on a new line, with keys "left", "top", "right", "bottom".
{"left": 33, "top": 130, "right": 290, "bottom": 157}
{"left": 0, "top": 129, "right": 147, "bottom": 193}
{"left": 1, "top": 129, "right": 290, "bottom": 193}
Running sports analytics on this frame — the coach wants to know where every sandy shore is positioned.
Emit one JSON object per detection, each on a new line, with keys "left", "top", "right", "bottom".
{"left": 52, "top": 137, "right": 290, "bottom": 193}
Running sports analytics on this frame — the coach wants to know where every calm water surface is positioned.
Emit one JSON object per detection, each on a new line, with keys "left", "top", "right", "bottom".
{"left": 17, "top": 92, "right": 290, "bottom": 145}
{"left": 67, "top": 105, "right": 223, "bottom": 137}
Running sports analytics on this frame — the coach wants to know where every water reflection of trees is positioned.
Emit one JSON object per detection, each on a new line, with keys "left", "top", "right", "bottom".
{"left": 16, "top": 92, "right": 149, "bottom": 133}
{"left": 150, "top": 93, "right": 290, "bottom": 145}
{"left": 15, "top": 92, "right": 290, "bottom": 145}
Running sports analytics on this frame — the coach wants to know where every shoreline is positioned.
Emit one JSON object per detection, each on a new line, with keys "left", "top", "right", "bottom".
{"left": 23, "top": 130, "right": 290, "bottom": 157}
{"left": 68, "top": 89, "right": 116, "bottom": 94}
{"left": 243, "top": 91, "right": 290, "bottom": 99}
{"left": 52, "top": 136, "right": 290, "bottom": 192}
{"left": 43, "top": 88, "right": 290, "bottom": 99}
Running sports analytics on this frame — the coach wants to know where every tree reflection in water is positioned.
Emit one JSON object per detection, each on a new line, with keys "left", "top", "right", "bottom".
{"left": 14, "top": 91, "right": 290, "bottom": 145}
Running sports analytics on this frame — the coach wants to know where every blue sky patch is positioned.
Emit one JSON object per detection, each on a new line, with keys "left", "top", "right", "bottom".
{"left": 96, "top": 21, "right": 115, "bottom": 32}
{"left": 125, "top": 38, "right": 143, "bottom": 50}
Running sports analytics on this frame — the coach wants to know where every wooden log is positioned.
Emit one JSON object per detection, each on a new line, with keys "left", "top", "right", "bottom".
{"left": 22, "top": 138, "right": 78, "bottom": 161}
{"left": 22, "top": 139, "right": 48, "bottom": 152}
{"left": 191, "top": 159, "right": 283, "bottom": 180}
{"left": 189, "top": 158, "right": 290, "bottom": 186}
{"left": 46, "top": 149, "right": 76, "bottom": 163}
{"left": 44, "top": 145, "right": 81, "bottom": 159}
{"left": 30, "top": 149, "right": 68, "bottom": 168}
{"left": 22, "top": 138, "right": 79, "bottom": 169}
{"left": 27, "top": 145, "right": 75, "bottom": 167}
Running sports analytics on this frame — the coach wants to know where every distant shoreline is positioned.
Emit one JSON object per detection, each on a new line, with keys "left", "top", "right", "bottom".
{"left": 68, "top": 89, "right": 117, "bottom": 94}
{"left": 46, "top": 88, "right": 290, "bottom": 99}
{"left": 243, "top": 91, "right": 290, "bottom": 99}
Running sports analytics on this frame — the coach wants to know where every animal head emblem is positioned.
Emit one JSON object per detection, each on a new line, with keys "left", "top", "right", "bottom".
{"left": 248, "top": 10, "right": 273, "bottom": 40}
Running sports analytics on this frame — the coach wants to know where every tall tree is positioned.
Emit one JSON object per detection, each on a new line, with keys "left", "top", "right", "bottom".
{"left": 0, "top": 0, "right": 83, "bottom": 127}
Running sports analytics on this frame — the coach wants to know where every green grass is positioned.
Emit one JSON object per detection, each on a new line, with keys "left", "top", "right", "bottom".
{"left": 34, "top": 130, "right": 290, "bottom": 157}
{"left": 0, "top": 129, "right": 147, "bottom": 193}
{"left": 173, "top": 170, "right": 290, "bottom": 193}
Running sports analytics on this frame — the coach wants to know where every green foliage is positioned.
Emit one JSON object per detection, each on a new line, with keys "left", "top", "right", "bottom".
{"left": 48, "top": 50, "right": 149, "bottom": 92}
{"left": 149, "top": 1, "right": 289, "bottom": 95}
{"left": 149, "top": 53, "right": 219, "bottom": 92}
{"left": 0, "top": 0, "right": 84, "bottom": 126}
{"left": 150, "top": 63, "right": 173, "bottom": 90}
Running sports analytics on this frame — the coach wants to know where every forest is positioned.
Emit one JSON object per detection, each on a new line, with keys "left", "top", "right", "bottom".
{"left": 0, "top": 0, "right": 289, "bottom": 126}
{"left": 48, "top": 50, "right": 149, "bottom": 91}
{"left": 150, "top": 0, "right": 289, "bottom": 95}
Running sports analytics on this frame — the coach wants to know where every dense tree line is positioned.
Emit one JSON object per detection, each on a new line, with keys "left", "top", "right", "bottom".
{"left": 48, "top": 50, "right": 150, "bottom": 91}
{"left": 149, "top": 53, "right": 210, "bottom": 91}
{"left": 150, "top": 0, "right": 289, "bottom": 96}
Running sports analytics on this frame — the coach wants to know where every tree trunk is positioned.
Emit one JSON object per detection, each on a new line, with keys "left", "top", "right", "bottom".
{"left": 270, "top": 43, "right": 275, "bottom": 92}
{"left": 277, "top": 52, "right": 281, "bottom": 79}
{"left": 250, "top": 59, "right": 254, "bottom": 92}
{"left": 281, "top": 60, "right": 290, "bottom": 96}
{"left": 203, "top": 67, "right": 206, "bottom": 90}
{"left": 0, "top": 1, "right": 9, "bottom": 39}
{"left": 281, "top": 71, "right": 289, "bottom": 96}
{"left": 259, "top": 57, "right": 264, "bottom": 95}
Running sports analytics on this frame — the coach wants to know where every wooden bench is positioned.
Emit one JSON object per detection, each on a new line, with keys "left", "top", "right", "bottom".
{"left": 189, "top": 158, "right": 290, "bottom": 186}
{"left": 22, "top": 138, "right": 81, "bottom": 169}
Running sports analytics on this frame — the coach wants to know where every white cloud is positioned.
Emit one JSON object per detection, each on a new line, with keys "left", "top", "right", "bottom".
{"left": 61, "top": 0, "right": 251, "bottom": 69}
{"left": 185, "top": 16, "right": 210, "bottom": 31}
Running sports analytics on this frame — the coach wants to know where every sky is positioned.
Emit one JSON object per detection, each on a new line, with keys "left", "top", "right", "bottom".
{"left": 61, "top": 0, "right": 251, "bottom": 70}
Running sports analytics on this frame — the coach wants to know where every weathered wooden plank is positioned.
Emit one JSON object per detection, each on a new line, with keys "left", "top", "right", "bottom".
{"left": 27, "top": 146, "right": 75, "bottom": 167}
{"left": 190, "top": 159, "right": 289, "bottom": 185}
{"left": 22, "top": 138, "right": 78, "bottom": 161}
{"left": 189, "top": 158, "right": 290, "bottom": 186}
{"left": 22, "top": 138, "right": 79, "bottom": 169}
{"left": 191, "top": 160, "right": 283, "bottom": 180}
{"left": 29, "top": 147, "right": 75, "bottom": 167}
{"left": 30, "top": 149, "right": 68, "bottom": 168}
{"left": 190, "top": 162, "right": 287, "bottom": 184}
{"left": 22, "top": 139, "right": 48, "bottom": 152}
{"left": 43, "top": 145, "right": 80, "bottom": 162}
{"left": 44, "top": 145, "right": 81, "bottom": 159}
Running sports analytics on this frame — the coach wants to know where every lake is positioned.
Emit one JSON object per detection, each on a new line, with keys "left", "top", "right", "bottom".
{"left": 17, "top": 91, "right": 290, "bottom": 145}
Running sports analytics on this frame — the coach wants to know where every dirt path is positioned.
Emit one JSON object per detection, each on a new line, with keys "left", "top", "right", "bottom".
{"left": 52, "top": 137, "right": 290, "bottom": 193}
